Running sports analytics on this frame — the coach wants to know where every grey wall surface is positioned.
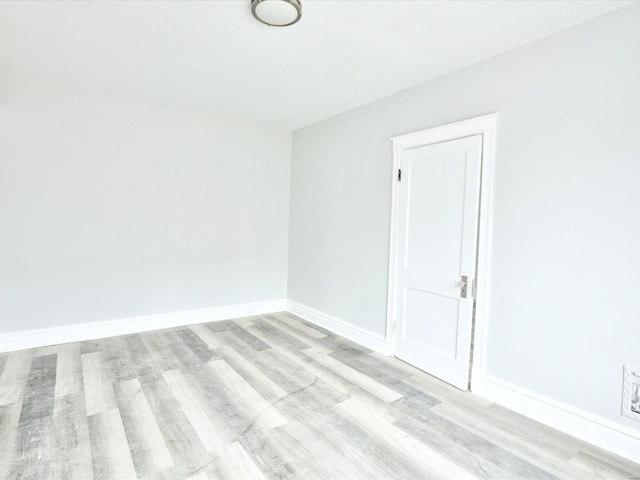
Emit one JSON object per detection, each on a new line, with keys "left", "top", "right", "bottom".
{"left": 288, "top": 3, "right": 640, "bottom": 429}
{"left": 0, "top": 72, "right": 291, "bottom": 332}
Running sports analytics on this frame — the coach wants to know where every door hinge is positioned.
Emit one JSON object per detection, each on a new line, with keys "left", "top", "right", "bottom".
{"left": 392, "top": 321, "right": 397, "bottom": 333}
{"left": 472, "top": 278, "right": 477, "bottom": 298}
{"left": 397, "top": 169, "right": 402, "bottom": 182}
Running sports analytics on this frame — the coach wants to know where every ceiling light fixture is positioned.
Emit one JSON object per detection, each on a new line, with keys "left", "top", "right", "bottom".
{"left": 251, "top": 0, "right": 302, "bottom": 27}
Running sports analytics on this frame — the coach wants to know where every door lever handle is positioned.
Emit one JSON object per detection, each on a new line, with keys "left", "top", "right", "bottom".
{"left": 458, "top": 275, "right": 468, "bottom": 298}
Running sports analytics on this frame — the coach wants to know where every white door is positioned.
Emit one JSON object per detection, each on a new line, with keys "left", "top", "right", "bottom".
{"left": 394, "top": 134, "right": 482, "bottom": 390}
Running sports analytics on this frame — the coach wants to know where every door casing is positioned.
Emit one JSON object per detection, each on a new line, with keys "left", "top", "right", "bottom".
{"left": 386, "top": 113, "right": 499, "bottom": 391}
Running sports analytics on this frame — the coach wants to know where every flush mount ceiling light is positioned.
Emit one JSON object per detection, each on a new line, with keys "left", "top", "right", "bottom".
{"left": 251, "top": 0, "right": 302, "bottom": 27}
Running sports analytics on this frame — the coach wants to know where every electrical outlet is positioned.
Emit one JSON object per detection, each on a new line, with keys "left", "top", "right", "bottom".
{"left": 621, "top": 365, "right": 640, "bottom": 421}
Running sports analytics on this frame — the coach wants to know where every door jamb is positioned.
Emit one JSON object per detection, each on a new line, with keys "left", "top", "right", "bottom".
{"left": 385, "top": 113, "right": 499, "bottom": 391}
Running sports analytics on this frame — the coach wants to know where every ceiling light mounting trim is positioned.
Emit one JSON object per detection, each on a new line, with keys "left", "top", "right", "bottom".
{"left": 251, "top": 0, "right": 302, "bottom": 27}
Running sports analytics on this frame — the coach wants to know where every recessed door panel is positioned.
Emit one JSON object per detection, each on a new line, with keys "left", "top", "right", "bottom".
{"left": 402, "top": 287, "right": 460, "bottom": 359}
{"left": 405, "top": 152, "right": 466, "bottom": 278}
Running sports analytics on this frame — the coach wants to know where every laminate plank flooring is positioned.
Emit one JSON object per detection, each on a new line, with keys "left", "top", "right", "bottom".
{"left": 1, "top": 313, "right": 639, "bottom": 479}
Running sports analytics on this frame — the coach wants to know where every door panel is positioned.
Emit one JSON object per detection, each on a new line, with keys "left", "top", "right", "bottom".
{"left": 403, "top": 288, "right": 460, "bottom": 359}
{"left": 394, "top": 135, "right": 482, "bottom": 390}
{"left": 404, "top": 151, "right": 467, "bottom": 277}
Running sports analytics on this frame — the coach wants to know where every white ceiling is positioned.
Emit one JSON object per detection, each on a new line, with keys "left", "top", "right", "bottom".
{"left": 0, "top": 0, "right": 634, "bottom": 131}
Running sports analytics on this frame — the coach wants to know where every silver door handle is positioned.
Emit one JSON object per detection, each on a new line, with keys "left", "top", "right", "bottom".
{"left": 458, "top": 275, "right": 468, "bottom": 298}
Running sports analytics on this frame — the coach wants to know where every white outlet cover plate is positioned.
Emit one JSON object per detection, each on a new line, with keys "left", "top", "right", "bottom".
{"left": 622, "top": 365, "right": 640, "bottom": 421}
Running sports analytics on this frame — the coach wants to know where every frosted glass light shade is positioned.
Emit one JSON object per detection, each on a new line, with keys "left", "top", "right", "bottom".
{"left": 251, "top": 0, "right": 302, "bottom": 27}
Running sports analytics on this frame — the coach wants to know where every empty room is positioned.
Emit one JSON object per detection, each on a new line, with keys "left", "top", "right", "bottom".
{"left": 1, "top": 0, "right": 639, "bottom": 478}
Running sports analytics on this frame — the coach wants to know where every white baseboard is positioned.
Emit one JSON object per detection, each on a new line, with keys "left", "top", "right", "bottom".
{"left": 472, "top": 373, "right": 640, "bottom": 465}
{"left": 287, "top": 300, "right": 391, "bottom": 355}
{"left": 0, "top": 299, "right": 287, "bottom": 353}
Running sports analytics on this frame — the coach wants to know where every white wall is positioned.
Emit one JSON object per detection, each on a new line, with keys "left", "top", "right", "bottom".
{"left": 0, "top": 72, "right": 291, "bottom": 333}
{"left": 288, "top": 2, "right": 640, "bottom": 432}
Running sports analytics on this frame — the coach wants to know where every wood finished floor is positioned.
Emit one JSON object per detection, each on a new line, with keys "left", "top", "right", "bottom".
{"left": 1, "top": 312, "right": 639, "bottom": 480}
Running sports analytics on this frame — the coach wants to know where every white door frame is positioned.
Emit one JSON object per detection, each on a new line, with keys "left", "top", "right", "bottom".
{"left": 386, "top": 113, "right": 499, "bottom": 391}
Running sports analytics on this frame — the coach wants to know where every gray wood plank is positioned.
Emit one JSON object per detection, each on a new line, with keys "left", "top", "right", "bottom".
{"left": 393, "top": 404, "right": 560, "bottom": 479}
{"left": 303, "top": 348, "right": 404, "bottom": 402}
{"left": 122, "top": 333, "right": 163, "bottom": 385}
{"left": 53, "top": 392, "right": 95, "bottom": 480}
{"left": 430, "top": 400, "right": 589, "bottom": 479}
{"left": 138, "top": 374, "right": 211, "bottom": 476}
{"left": 0, "top": 352, "right": 8, "bottom": 374}
{"left": 0, "top": 349, "right": 33, "bottom": 406}
{"left": 184, "top": 472, "right": 213, "bottom": 480}
{"left": 280, "top": 312, "right": 332, "bottom": 337}
{"left": 263, "top": 313, "right": 328, "bottom": 340}
{"left": 87, "top": 409, "right": 137, "bottom": 480}
{"left": 213, "top": 331, "right": 319, "bottom": 395}
{"left": 573, "top": 447, "right": 640, "bottom": 477}
{"left": 237, "top": 426, "right": 317, "bottom": 480}
{"left": 139, "top": 329, "right": 183, "bottom": 372}
{"left": 259, "top": 343, "right": 353, "bottom": 398}
{"left": 215, "top": 442, "right": 267, "bottom": 480}
{"left": 7, "top": 354, "right": 58, "bottom": 478}
{"left": 98, "top": 336, "right": 140, "bottom": 383}
{"left": 205, "top": 359, "right": 288, "bottom": 431}
{"left": 248, "top": 319, "right": 312, "bottom": 351}
{"left": 273, "top": 399, "right": 399, "bottom": 479}
{"left": 0, "top": 403, "right": 23, "bottom": 480}
{"left": 569, "top": 450, "right": 640, "bottom": 479}
{"left": 316, "top": 331, "right": 372, "bottom": 356}
{"left": 175, "top": 327, "right": 219, "bottom": 364}
{"left": 225, "top": 320, "right": 272, "bottom": 351}
{"left": 205, "top": 318, "right": 266, "bottom": 346}
{"left": 8, "top": 416, "right": 54, "bottom": 479}
{"left": 19, "top": 353, "right": 56, "bottom": 423}
{"left": 257, "top": 316, "right": 336, "bottom": 356}
{"left": 162, "top": 369, "right": 231, "bottom": 453}
{"left": 337, "top": 397, "right": 478, "bottom": 479}
{"left": 55, "top": 342, "right": 84, "bottom": 397}
{"left": 189, "top": 324, "right": 225, "bottom": 350}
{"left": 116, "top": 378, "right": 174, "bottom": 476}
{"left": 216, "top": 345, "right": 288, "bottom": 403}
{"left": 276, "top": 394, "right": 432, "bottom": 480}
{"left": 82, "top": 352, "right": 117, "bottom": 416}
